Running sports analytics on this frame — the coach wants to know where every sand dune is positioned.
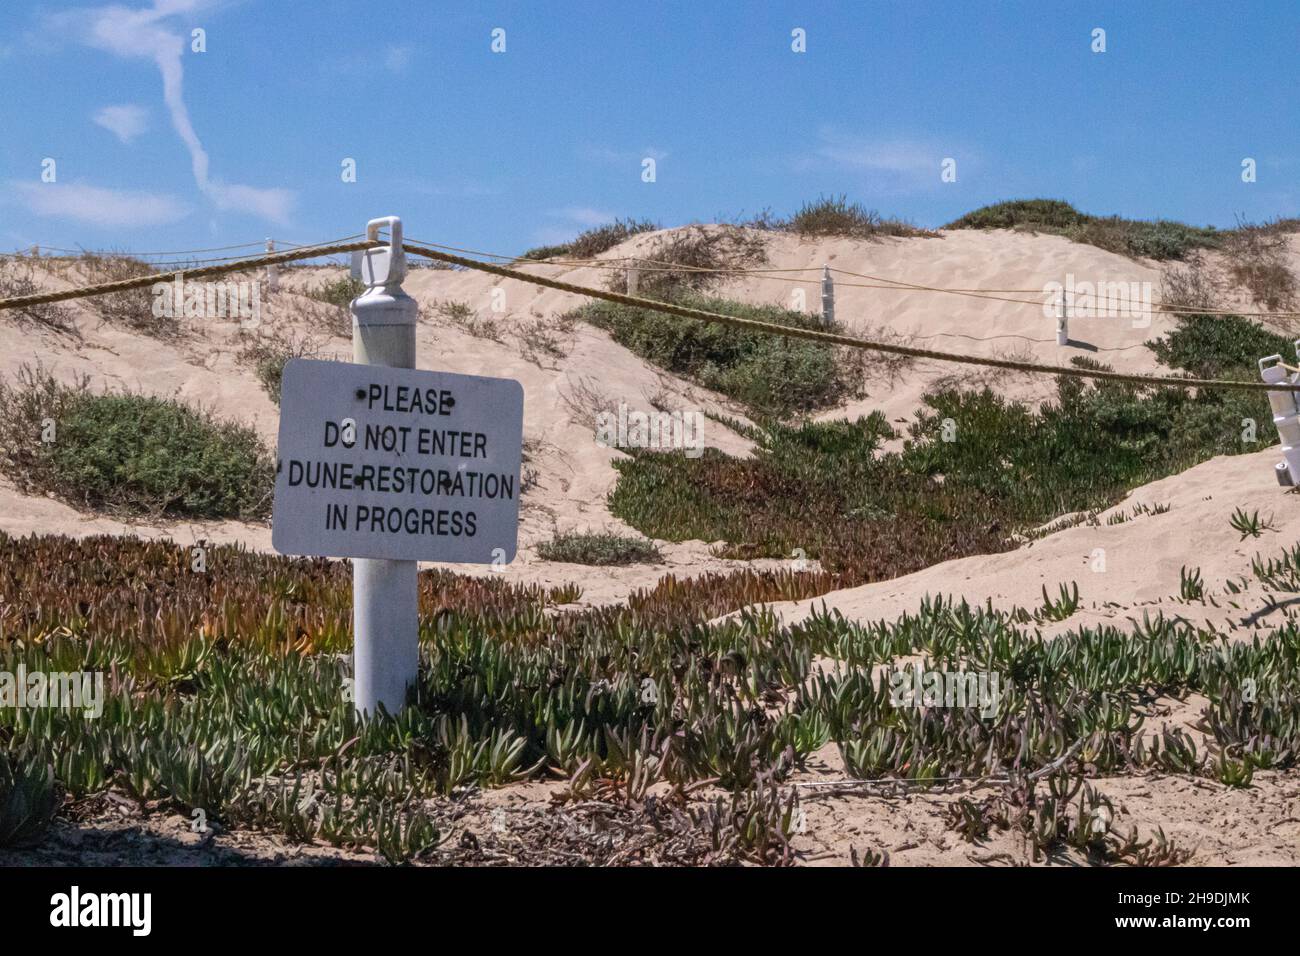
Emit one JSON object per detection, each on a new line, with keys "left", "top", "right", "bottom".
{"left": 2, "top": 226, "right": 1297, "bottom": 617}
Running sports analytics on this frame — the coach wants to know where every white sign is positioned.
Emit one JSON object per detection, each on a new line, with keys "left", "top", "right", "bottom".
{"left": 272, "top": 359, "right": 523, "bottom": 563}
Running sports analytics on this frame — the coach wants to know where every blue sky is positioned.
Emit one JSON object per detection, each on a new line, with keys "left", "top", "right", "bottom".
{"left": 2, "top": 0, "right": 1297, "bottom": 256}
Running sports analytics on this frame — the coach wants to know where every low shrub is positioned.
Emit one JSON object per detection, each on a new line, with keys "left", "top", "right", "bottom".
{"left": 237, "top": 331, "right": 324, "bottom": 404}
{"left": 0, "top": 258, "right": 77, "bottom": 332}
{"left": 758, "top": 195, "right": 938, "bottom": 239}
{"left": 77, "top": 253, "right": 168, "bottom": 335}
{"left": 571, "top": 293, "right": 859, "bottom": 418}
{"left": 1221, "top": 218, "right": 1297, "bottom": 311}
{"left": 307, "top": 275, "right": 365, "bottom": 311}
{"left": 946, "top": 198, "right": 1086, "bottom": 231}
{"left": 522, "top": 218, "right": 659, "bottom": 261}
{"left": 609, "top": 225, "right": 769, "bottom": 301}
{"left": 947, "top": 200, "right": 1221, "bottom": 261}
{"left": 1145, "top": 311, "right": 1291, "bottom": 379}
{"left": 536, "top": 531, "right": 663, "bottom": 565}
{"left": 0, "top": 367, "right": 274, "bottom": 519}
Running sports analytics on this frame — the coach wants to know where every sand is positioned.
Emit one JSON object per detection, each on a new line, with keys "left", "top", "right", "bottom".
{"left": 4, "top": 227, "right": 1300, "bottom": 866}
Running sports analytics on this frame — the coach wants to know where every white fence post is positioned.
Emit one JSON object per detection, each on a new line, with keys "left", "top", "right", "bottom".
{"left": 1261, "top": 347, "right": 1300, "bottom": 486}
{"left": 821, "top": 264, "right": 834, "bottom": 327}
{"left": 626, "top": 259, "right": 639, "bottom": 296}
{"left": 351, "top": 216, "right": 420, "bottom": 716}
{"left": 265, "top": 238, "right": 278, "bottom": 293}
{"left": 1057, "top": 288, "right": 1069, "bottom": 346}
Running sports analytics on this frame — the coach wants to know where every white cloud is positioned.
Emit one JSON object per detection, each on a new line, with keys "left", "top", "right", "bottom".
{"left": 808, "top": 133, "right": 935, "bottom": 175}
{"left": 47, "top": 1, "right": 296, "bottom": 224}
{"left": 11, "top": 181, "right": 189, "bottom": 227}
{"left": 94, "top": 104, "right": 150, "bottom": 144}
{"left": 796, "top": 130, "right": 965, "bottom": 193}
{"left": 207, "top": 181, "right": 294, "bottom": 226}
{"left": 383, "top": 44, "right": 413, "bottom": 73}
{"left": 555, "top": 207, "right": 617, "bottom": 227}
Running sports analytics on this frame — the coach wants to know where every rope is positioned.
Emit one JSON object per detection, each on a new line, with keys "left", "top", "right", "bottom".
{"left": 398, "top": 242, "right": 1300, "bottom": 393}
{"left": 0, "top": 238, "right": 383, "bottom": 312}
{"left": 25, "top": 240, "right": 271, "bottom": 257}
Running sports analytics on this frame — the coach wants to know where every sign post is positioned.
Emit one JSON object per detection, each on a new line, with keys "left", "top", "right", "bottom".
{"left": 350, "top": 217, "right": 417, "bottom": 718}
{"left": 271, "top": 217, "right": 523, "bottom": 717}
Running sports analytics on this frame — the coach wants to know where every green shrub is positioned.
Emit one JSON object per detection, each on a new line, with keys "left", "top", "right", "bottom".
{"left": 522, "top": 218, "right": 658, "bottom": 261}
{"left": 769, "top": 195, "right": 937, "bottom": 239}
{"left": 947, "top": 200, "right": 1221, "bottom": 261}
{"left": 946, "top": 199, "right": 1087, "bottom": 231}
{"left": 1146, "top": 311, "right": 1291, "bottom": 378}
{"left": 0, "top": 367, "right": 274, "bottom": 519}
{"left": 308, "top": 275, "right": 365, "bottom": 310}
{"left": 519, "top": 244, "right": 573, "bottom": 262}
{"left": 238, "top": 331, "right": 323, "bottom": 404}
{"left": 572, "top": 294, "right": 859, "bottom": 418}
{"left": 536, "top": 531, "right": 663, "bottom": 565}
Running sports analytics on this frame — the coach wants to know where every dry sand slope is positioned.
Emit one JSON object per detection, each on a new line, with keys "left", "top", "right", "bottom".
{"left": 757, "top": 446, "right": 1300, "bottom": 638}
{"left": 1, "top": 226, "right": 1297, "bottom": 616}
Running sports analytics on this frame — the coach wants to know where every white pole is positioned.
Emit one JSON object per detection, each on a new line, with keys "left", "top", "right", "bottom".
{"left": 626, "top": 260, "right": 639, "bottom": 296}
{"left": 1261, "top": 353, "right": 1300, "bottom": 486}
{"left": 1057, "top": 288, "right": 1069, "bottom": 346}
{"left": 265, "top": 238, "right": 278, "bottom": 293}
{"left": 351, "top": 216, "right": 420, "bottom": 716}
{"left": 821, "top": 264, "right": 834, "bottom": 327}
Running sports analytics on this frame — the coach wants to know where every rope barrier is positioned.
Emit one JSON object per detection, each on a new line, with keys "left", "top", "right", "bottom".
{"left": 398, "top": 242, "right": 1300, "bottom": 393}
{"left": 421, "top": 250, "right": 1181, "bottom": 354}
{"left": 24, "top": 240, "right": 272, "bottom": 257}
{"left": 12, "top": 233, "right": 1299, "bottom": 318}
{"left": 0, "top": 237, "right": 384, "bottom": 312}
{"left": 2, "top": 233, "right": 1296, "bottom": 393}
{"left": 407, "top": 236, "right": 1300, "bottom": 319}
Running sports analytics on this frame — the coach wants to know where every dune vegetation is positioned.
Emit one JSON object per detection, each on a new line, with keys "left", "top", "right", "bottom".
{"left": 5, "top": 531, "right": 1299, "bottom": 862}
{"left": 0, "top": 367, "right": 273, "bottom": 520}
{"left": 947, "top": 199, "right": 1224, "bottom": 261}
{"left": 609, "top": 312, "right": 1286, "bottom": 578}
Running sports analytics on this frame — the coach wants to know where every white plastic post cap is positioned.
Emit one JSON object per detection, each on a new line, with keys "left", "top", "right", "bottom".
{"left": 359, "top": 216, "right": 405, "bottom": 287}
{"left": 1260, "top": 353, "right": 1284, "bottom": 374}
